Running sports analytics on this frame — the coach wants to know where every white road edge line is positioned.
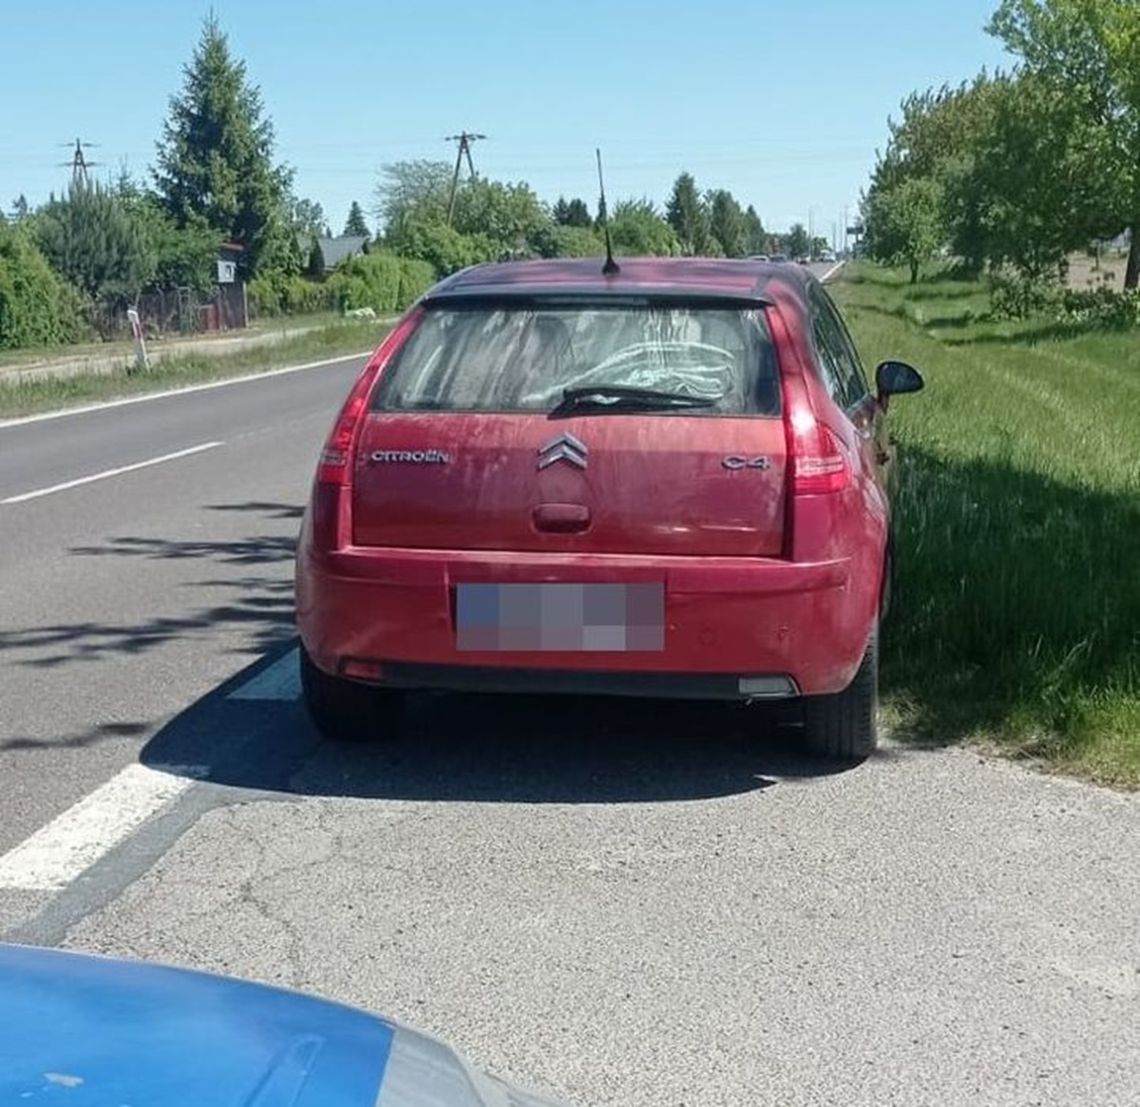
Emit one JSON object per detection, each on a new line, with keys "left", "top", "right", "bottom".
{"left": 821, "top": 260, "right": 846, "bottom": 283}
{"left": 1, "top": 441, "right": 223, "bottom": 504}
{"left": 0, "top": 763, "right": 205, "bottom": 892}
{"left": 0, "top": 350, "right": 372, "bottom": 430}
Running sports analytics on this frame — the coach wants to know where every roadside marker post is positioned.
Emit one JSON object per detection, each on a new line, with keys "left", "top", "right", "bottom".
{"left": 127, "top": 308, "right": 150, "bottom": 373}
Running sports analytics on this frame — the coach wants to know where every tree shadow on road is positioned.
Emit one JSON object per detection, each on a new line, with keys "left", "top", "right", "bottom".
{"left": 204, "top": 501, "right": 305, "bottom": 521}
{"left": 0, "top": 574, "right": 295, "bottom": 669}
{"left": 0, "top": 720, "right": 149, "bottom": 753}
{"left": 0, "top": 503, "right": 303, "bottom": 754}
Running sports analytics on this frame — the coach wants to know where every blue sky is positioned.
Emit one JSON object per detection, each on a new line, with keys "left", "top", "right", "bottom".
{"left": 1, "top": 1, "right": 1011, "bottom": 241}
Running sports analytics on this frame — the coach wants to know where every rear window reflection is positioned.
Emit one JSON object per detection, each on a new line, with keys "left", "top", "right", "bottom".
{"left": 371, "top": 303, "right": 781, "bottom": 416}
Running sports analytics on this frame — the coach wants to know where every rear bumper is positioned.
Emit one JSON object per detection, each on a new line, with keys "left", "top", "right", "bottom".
{"left": 377, "top": 663, "right": 799, "bottom": 701}
{"left": 296, "top": 544, "right": 874, "bottom": 697}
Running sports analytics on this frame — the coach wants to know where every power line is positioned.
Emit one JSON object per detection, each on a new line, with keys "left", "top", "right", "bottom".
{"left": 444, "top": 131, "right": 485, "bottom": 225}
{"left": 57, "top": 137, "right": 101, "bottom": 185}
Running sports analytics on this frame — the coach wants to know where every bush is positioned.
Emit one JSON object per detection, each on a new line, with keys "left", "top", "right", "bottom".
{"left": 248, "top": 275, "right": 334, "bottom": 318}
{"left": 247, "top": 275, "right": 283, "bottom": 317}
{"left": 533, "top": 224, "right": 604, "bottom": 259}
{"left": 397, "top": 258, "right": 435, "bottom": 306}
{"left": 250, "top": 255, "right": 434, "bottom": 319}
{"left": 282, "top": 276, "right": 334, "bottom": 315}
{"left": 389, "top": 220, "right": 495, "bottom": 277}
{"left": 326, "top": 252, "right": 401, "bottom": 313}
{"left": 0, "top": 225, "right": 89, "bottom": 349}
{"left": 35, "top": 180, "right": 155, "bottom": 310}
{"left": 1055, "top": 287, "right": 1140, "bottom": 329}
{"left": 327, "top": 252, "right": 437, "bottom": 314}
{"left": 989, "top": 270, "right": 1060, "bottom": 319}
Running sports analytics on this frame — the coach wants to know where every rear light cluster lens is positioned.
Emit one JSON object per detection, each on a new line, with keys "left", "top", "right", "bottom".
{"left": 784, "top": 381, "right": 851, "bottom": 495}
{"left": 792, "top": 423, "right": 850, "bottom": 494}
{"left": 316, "top": 309, "right": 424, "bottom": 487}
{"left": 317, "top": 383, "right": 372, "bottom": 486}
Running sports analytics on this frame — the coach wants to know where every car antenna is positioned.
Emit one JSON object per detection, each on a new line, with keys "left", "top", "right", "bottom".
{"left": 596, "top": 148, "right": 620, "bottom": 276}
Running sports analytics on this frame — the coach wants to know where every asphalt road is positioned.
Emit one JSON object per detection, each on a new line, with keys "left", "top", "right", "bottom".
{"left": 0, "top": 355, "right": 366, "bottom": 868}
{"left": 3, "top": 274, "right": 1139, "bottom": 1106}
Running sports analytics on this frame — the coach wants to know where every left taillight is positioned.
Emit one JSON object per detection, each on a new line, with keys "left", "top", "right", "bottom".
{"left": 311, "top": 309, "right": 422, "bottom": 548}
{"left": 316, "top": 371, "right": 376, "bottom": 486}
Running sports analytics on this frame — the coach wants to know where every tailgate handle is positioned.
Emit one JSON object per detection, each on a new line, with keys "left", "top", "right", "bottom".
{"left": 532, "top": 503, "right": 591, "bottom": 533}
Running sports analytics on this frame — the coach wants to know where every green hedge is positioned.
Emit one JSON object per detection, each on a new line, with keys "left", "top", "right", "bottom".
{"left": 397, "top": 258, "right": 435, "bottom": 306}
{"left": 249, "top": 253, "right": 436, "bottom": 321}
{"left": 0, "top": 225, "right": 89, "bottom": 349}
{"left": 327, "top": 252, "right": 400, "bottom": 313}
{"left": 326, "top": 252, "right": 436, "bottom": 314}
{"left": 248, "top": 274, "right": 336, "bottom": 318}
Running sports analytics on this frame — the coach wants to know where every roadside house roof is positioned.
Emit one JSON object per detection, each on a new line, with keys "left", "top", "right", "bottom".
{"left": 317, "top": 235, "right": 368, "bottom": 269}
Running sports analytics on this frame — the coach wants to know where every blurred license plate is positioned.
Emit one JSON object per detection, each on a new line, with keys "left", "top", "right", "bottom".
{"left": 455, "top": 583, "right": 664, "bottom": 651}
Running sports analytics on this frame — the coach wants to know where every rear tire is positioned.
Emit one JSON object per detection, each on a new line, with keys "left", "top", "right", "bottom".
{"left": 802, "top": 626, "right": 878, "bottom": 760}
{"left": 300, "top": 646, "right": 403, "bottom": 743}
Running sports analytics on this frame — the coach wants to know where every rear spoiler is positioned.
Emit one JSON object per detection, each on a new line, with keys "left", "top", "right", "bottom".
{"left": 420, "top": 284, "right": 775, "bottom": 310}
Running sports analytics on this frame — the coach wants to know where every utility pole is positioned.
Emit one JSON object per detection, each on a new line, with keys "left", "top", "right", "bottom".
{"left": 59, "top": 137, "right": 101, "bottom": 186}
{"left": 444, "top": 131, "right": 486, "bottom": 226}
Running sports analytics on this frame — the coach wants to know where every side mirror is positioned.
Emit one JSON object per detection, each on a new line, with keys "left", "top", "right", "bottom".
{"left": 876, "top": 360, "right": 924, "bottom": 407}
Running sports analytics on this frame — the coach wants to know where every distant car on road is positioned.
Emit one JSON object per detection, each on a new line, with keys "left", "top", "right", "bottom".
{"left": 297, "top": 256, "right": 924, "bottom": 759}
{"left": 769, "top": 253, "right": 788, "bottom": 262}
{"left": 748, "top": 253, "right": 770, "bottom": 261}
{"left": 1, "top": 943, "right": 569, "bottom": 1106}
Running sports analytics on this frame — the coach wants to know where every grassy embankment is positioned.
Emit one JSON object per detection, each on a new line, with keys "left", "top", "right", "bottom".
{"left": 0, "top": 315, "right": 394, "bottom": 419}
{"left": 835, "top": 263, "right": 1139, "bottom": 786}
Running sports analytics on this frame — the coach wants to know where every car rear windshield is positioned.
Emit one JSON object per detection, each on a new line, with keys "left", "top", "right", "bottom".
{"left": 370, "top": 300, "right": 781, "bottom": 416}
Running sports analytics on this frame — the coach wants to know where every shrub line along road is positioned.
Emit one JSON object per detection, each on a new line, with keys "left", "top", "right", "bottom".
{"left": 2, "top": 263, "right": 1138, "bottom": 1106}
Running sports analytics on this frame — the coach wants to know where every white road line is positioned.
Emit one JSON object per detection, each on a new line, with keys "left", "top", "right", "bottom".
{"left": 1, "top": 441, "right": 223, "bottom": 504}
{"left": 821, "top": 260, "right": 846, "bottom": 283}
{"left": 227, "top": 648, "right": 301, "bottom": 701}
{"left": 0, "top": 764, "right": 204, "bottom": 891}
{"left": 0, "top": 350, "right": 372, "bottom": 430}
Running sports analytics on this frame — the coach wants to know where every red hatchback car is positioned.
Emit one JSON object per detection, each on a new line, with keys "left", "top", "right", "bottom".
{"left": 295, "top": 258, "right": 923, "bottom": 758}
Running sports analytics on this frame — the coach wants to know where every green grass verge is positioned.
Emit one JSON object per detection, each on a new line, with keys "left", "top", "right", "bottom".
{"left": 0, "top": 317, "right": 393, "bottom": 419}
{"left": 834, "top": 263, "right": 1139, "bottom": 787}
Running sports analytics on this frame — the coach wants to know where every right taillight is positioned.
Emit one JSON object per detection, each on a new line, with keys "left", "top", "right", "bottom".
{"left": 784, "top": 377, "right": 851, "bottom": 496}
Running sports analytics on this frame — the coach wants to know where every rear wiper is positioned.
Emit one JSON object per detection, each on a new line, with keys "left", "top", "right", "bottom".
{"left": 548, "top": 385, "right": 715, "bottom": 419}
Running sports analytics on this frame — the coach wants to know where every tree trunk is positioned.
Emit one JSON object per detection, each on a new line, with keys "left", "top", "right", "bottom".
{"left": 1125, "top": 224, "right": 1140, "bottom": 290}
{"left": 909, "top": 257, "right": 919, "bottom": 284}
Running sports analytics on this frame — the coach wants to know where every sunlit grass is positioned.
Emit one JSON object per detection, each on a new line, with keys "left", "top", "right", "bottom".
{"left": 836, "top": 263, "right": 1140, "bottom": 787}
{"left": 0, "top": 318, "right": 392, "bottom": 419}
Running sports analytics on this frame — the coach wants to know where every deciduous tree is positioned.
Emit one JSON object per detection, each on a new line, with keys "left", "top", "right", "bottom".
{"left": 609, "top": 198, "right": 678, "bottom": 256}
{"left": 989, "top": 0, "right": 1140, "bottom": 286}
{"left": 786, "top": 223, "right": 811, "bottom": 259}
{"left": 866, "top": 177, "right": 945, "bottom": 283}
{"left": 374, "top": 160, "right": 452, "bottom": 238}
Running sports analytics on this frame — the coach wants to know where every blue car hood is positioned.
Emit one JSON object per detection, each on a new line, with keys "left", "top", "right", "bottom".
{"left": 0, "top": 944, "right": 569, "bottom": 1107}
{"left": 0, "top": 943, "right": 394, "bottom": 1106}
